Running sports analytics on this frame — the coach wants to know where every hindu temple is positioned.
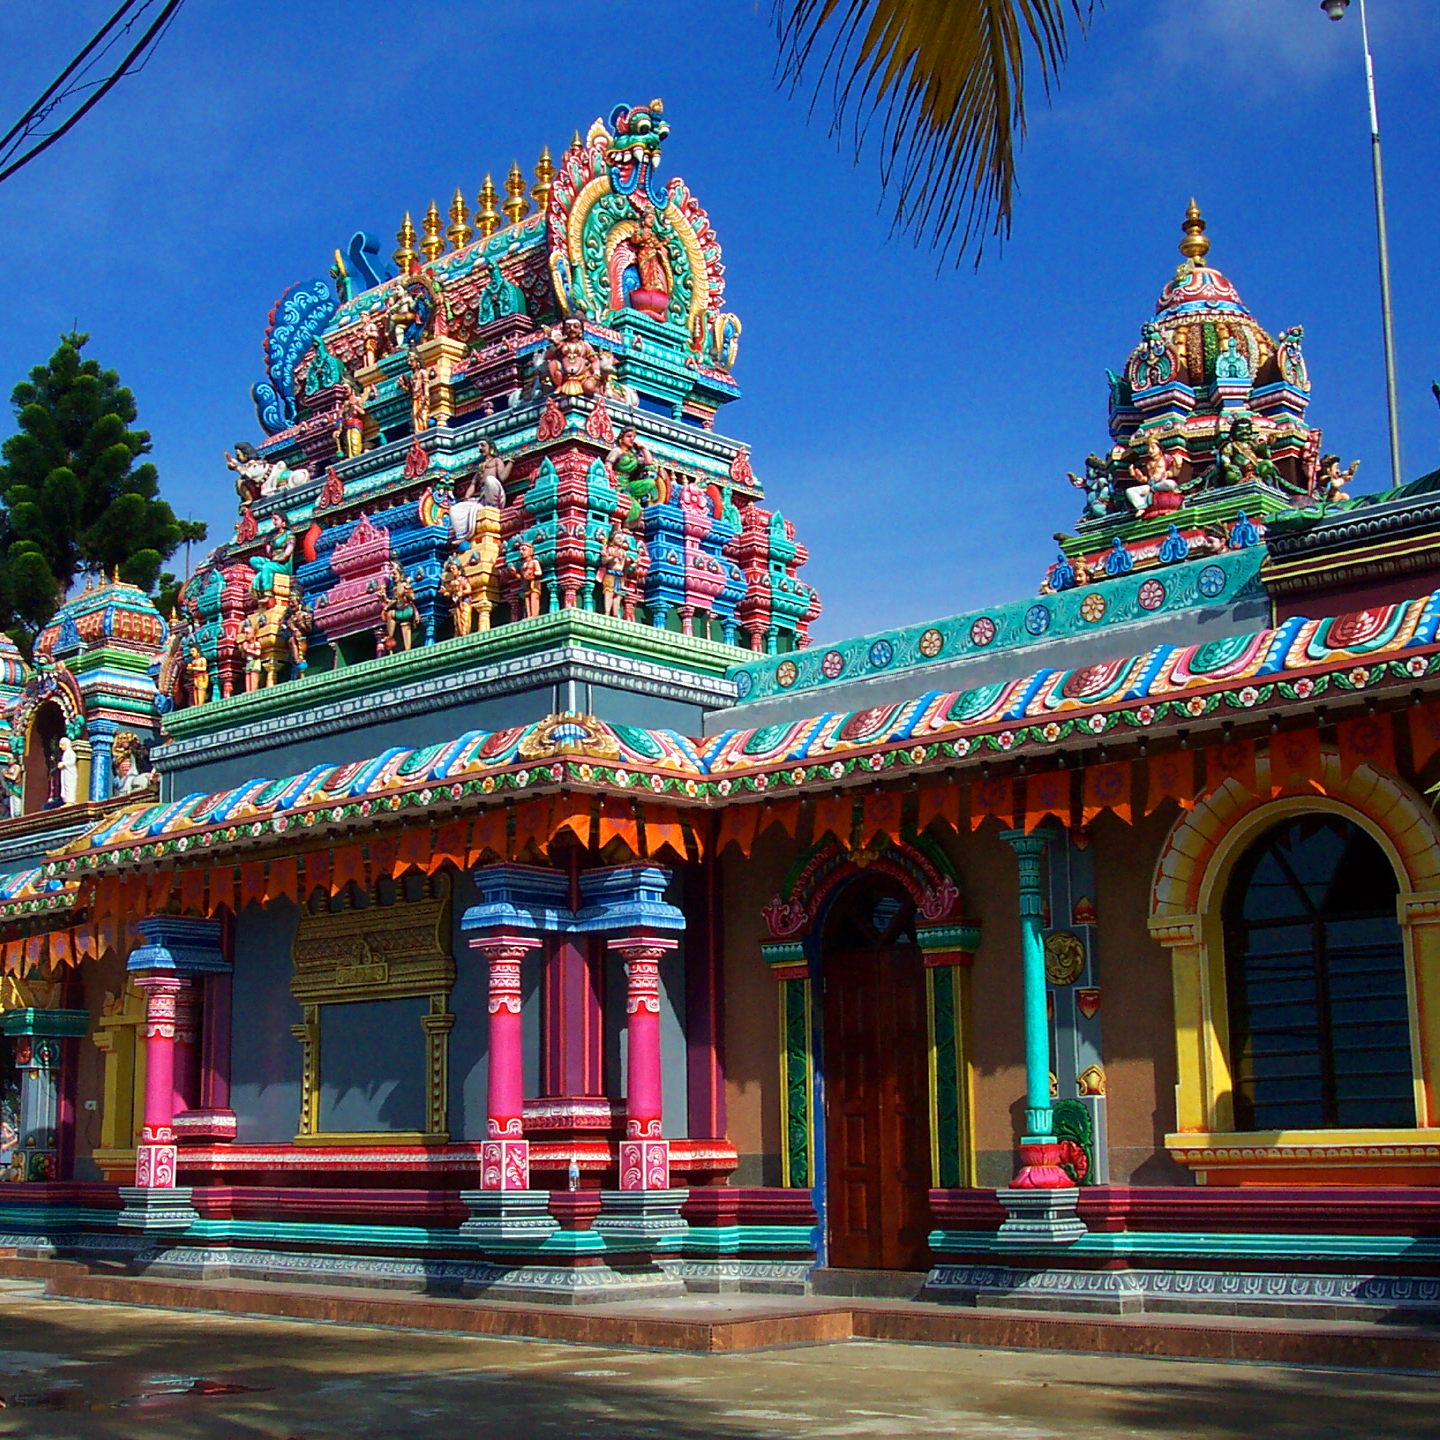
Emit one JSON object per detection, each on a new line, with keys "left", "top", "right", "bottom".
{"left": 1, "top": 100, "right": 1438, "bottom": 1317}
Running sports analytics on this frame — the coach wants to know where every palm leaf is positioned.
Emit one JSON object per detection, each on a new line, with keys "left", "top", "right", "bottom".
{"left": 774, "top": 0, "right": 1093, "bottom": 263}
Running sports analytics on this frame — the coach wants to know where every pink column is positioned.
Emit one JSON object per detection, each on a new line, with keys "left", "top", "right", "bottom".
{"left": 134, "top": 974, "right": 186, "bottom": 1189}
{"left": 611, "top": 932, "right": 678, "bottom": 1190}
{"left": 472, "top": 932, "right": 539, "bottom": 1190}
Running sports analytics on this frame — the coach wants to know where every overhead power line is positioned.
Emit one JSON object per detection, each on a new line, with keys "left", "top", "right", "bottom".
{"left": 0, "top": 0, "right": 188, "bottom": 188}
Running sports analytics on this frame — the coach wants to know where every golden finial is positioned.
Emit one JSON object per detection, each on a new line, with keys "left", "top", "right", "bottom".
{"left": 475, "top": 175, "right": 500, "bottom": 239}
{"left": 531, "top": 146, "right": 555, "bottom": 213}
{"left": 571, "top": 130, "right": 582, "bottom": 150}
{"left": 503, "top": 161, "right": 528, "bottom": 226}
{"left": 421, "top": 199, "right": 444, "bottom": 263}
{"left": 446, "top": 188, "right": 472, "bottom": 251}
{"left": 394, "top": 212, "right": 418, "bottom": 273}
{"left": 1179, "top": 198, "right": 1209, "bottom": 268}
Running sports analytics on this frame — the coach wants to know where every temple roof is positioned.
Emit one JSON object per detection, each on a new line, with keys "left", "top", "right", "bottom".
{"left": 36, "top": 575, "right": 169, "bottom": 660}
{"left": 44, "top": 580, "right": 1440, "bottom": 876}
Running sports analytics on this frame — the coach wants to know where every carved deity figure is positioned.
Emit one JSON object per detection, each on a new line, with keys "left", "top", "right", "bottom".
{"left": 441, "top": 558, "right": 476, "bottom": 636}
{"left": 1, "top": 752, "right": 21, "bottom": 818}
{"left": 606, "top": 428, "right": 659, "bottom": 524}
{"left": 596, "top": 521, "right": 635, "bottom": 618}
{"left": 448, "top": 441, "right": 511, "bottom": 553}
{"left": 187, "top": 645, "right": 210, "bottom": 706}
{"left": 401, "top": 349, "right": 438, "bottom": 433}
{"left": 225, "top": 443, "right": 309, "bottom": 502}
{"left": 513, "top": 542, "right": 543, "bottom": 620}
{"left": 1276, "top": 324, "right": 1310, "bottom": 390}
{"left": 336, "top": 381, "right": 374, "bottom": 459}
{"left": 544, "top": 318, "right": 603, "bottom": 397}
{"left": 383, "top": 561, "right": 419, "bottom": 651}
{"left": 306, "top": 335, "right": 346, "bottom": 394}
{"left": 282, "top": 596, "right": 312, "bottom": 675}
{"left": 252, "top": 517, "right": 296, "bottom": 600}
{"left": 1203, "top": 415, "right": 1283, "bottom": 489}
{"left": 1214, "top": 336, "right": 1251, "bottom": 383}
{"left": 360, "top": 312, "right": 384, "bottom": 370}
{"left": 385, "top": 284, "right": 425, "bottom": 351}
{"left": 1131, "top": 321, "right": 1174, "bottom": 389}
{"left": 626, "top": 210, "right": 672, "bottom": 318}
{"left": 56, "top": 737, "right": 78, "bottom": 808}
{"left": 113, "top": 731, "right": 153, "bottom": 796}
{"left": 1067, "top": 453, "right": 1115, "bottom": 520}
{"left": 1315, "top": 453, "right": 1360, "bottom": 504}
{"left": 1123, "top": 435, "right": 1183, "bottom": 516}
{"left": 476, "top": 259, "right": 527, "bottom": 324}
{"left": 241, "top": 620, "right": 265, "bottom": 693}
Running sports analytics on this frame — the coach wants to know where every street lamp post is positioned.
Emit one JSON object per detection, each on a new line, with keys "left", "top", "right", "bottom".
{"left": 1321, "top": 0, "right": 1404, "bottom": 490}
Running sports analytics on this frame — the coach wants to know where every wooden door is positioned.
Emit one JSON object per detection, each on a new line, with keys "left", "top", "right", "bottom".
{"left": 824, "top": 941, "right": 932, "bottom": 1270}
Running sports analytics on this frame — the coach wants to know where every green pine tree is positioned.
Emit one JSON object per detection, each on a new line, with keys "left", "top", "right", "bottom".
{"left": 0, "top": 332, "right": 205, "bottom": 649}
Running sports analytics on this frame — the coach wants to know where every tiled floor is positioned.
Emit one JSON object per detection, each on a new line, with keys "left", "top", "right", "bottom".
{"left": 1, "top": 1282, "right": 1437, "bottom": 1439}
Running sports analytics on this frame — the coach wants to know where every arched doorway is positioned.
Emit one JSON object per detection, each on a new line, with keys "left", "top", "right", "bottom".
{"left": 23, "top": 702, "right": 65, "bottom": 814}
{"left": 821, "top": 877, "right": 931, "bottom": 1270}
{"left": 1223, "top": 814, "right": 1415, "bottom": 1132}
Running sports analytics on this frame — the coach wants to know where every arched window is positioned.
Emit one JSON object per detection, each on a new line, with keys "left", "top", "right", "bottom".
{"left": 1223, "top": 815, "right": 1414, "bottom": 1131}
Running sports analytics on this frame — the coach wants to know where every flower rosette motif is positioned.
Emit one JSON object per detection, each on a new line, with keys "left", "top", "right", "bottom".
{"left": 1407, "top": 656, "right": 1429, "bottom": 678}
{"left": 867, "top": 752, "right": 884, "bottom": 771}
{"left": 1042, "top": 722, "right": 1062, "bottom": 743}
{"left": 1237, "top": 686, "right": 1259, "bottom": 708}
{"left": 829, "top": 761, "right": 845, "bottom": 780}
{"left": 868, "top": 639, "right": 894, "bottom": 670}
{"left": 1347, "top": 667, "right": 1370, "bottom": 688}
{"left": 1080, "top": 593, "right": 1107, "bottom": 624}
{"left": 919, "top": 628, "right": 944, "bottom": 659}
{"left": 790, "top": 768, "right": 805, "bottom": 786}
{"left": 614, "top": 769, "right": 629, "bottom": 786}
{"left": 776, "top": 660, "right": 798, "bottom": 689}
{"left": 953, "top": 738, "right": 971, "bottom": 758}
{"left": 821, "top": 650, "right": 845, "bottom": 679}
{"left": 969, "top": 617, "right": 997, "bottom": 647}
{"left": 1138, "top": 578, "right": 1166, "bottom": 611}
{"left": 997, "top": 730, "right": 1016, "bottom": 750}
{"left": 1135, "top": 704, "right": 1157, "bottom": 725}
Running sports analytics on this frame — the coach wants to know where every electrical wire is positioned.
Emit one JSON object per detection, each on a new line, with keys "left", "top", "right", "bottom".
{"left": 0, "top": 0, "right": 188, "bottom": 187}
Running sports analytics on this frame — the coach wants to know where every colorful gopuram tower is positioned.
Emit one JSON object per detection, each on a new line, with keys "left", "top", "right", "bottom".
{"left": 155, "top": 99, "right": 818, "bottom": 798}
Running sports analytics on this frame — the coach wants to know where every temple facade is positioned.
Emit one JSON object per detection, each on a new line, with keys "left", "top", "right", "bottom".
{"left": 2, "top": 101, "right": 1439, "bottom": 1315}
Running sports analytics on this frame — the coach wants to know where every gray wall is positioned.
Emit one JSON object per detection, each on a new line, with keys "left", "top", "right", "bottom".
{"left": 229, "top": 900, "right": 304, "bottom": 1144}
{"left": 317, "top": 997, "right": 427, "bottom": 1133}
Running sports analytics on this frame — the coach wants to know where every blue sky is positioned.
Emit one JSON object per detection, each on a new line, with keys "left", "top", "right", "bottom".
{"left": 1, "top": 0, "right": 1436, "bottom": 642}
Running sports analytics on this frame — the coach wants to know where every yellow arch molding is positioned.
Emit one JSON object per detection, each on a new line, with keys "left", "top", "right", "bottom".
{"left": 1148, "top": 750, "right": 1440, "bottom": 1179}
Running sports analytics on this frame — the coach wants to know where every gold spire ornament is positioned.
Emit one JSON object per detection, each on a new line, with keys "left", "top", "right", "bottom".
{"left": 503, "top": 161, "right": 528, "bottom": 226}
{"left": 531, "top": 146, "right": 555, "bottom": 213}
{"left": 447, "top": 188, "right": 473, "bottom": 251}
{"left": 421, "top": 199, "right": 444, "bottom": 263}
{"left": 1179, "top": 198, "right": 1210, "bottom": 269}
{"left": 475, "top": 175, "right": 500, "bottom": 239}
{"left": 394, "top": 212, "right": 418, "bottom": 274}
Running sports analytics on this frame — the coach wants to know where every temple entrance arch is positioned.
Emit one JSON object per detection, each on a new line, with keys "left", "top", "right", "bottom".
{"left": 23, "top": 702, "right": 65, "bottom": 814}
{"left": 820, "top": 874, "right": 931, "bottom": 1270}
{"left": 760, "top": 833, "right": 981, "bottom": 1267}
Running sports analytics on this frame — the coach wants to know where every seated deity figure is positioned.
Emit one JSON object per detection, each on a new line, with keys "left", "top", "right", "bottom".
{"left": 1203, "top": 415, "right": 1283, "bottom": 489}
{"left": 450, "top": 442, "right": 511, "bottom": 551}
{"left": 1123, "top": 435, "right": 1183, "bottom": 516}
{"left": 544, "top": 318, "right": 604, "bottom": 397}
{"left": 606, "top": 428, "right": 659, "bottom": 523}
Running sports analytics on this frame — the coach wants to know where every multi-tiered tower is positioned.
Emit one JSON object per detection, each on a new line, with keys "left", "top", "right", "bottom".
{"left": 156, "top": 101, "right": 818, "bottom": 798}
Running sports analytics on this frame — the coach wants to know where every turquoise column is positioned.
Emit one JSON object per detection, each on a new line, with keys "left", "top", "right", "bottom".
{"left": 999, "top": 829, "right": 1071, "bottom": 1192}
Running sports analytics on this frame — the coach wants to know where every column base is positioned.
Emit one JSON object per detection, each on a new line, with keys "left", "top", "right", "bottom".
{"left": 117, "top": 1185, "right": 199, "bottom": 1232}
{"left": 594, "top": 1188, "right": 689, "bottom": 1251}
{"left": 480, "top": 1138, "right": 532, "bottom": 1191}
{"left": 459, "top": 1189, "right": 559, "bottom": 1249}
{"left": 994, "top": 1186, "right": 1086, "bottom": 1248}
{"left": 1011, "top": 1140, "right": 1076, "bottom": 1189}
{"left": 620, "top": 1138, "right": 670, "bottom": 1190}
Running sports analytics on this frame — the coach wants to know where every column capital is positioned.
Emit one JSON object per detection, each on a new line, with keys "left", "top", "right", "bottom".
{"left": 467, "top": 930, "right": 543, "bottom": 961}
{"left": 127, "top": 916, "right": 228, "bottom": 977}
{"left": 574, "top": 865, "right": 684, "bottom": 935}
{"left": 607, "top": 931, "right": 680, "bottom": 963}
{"left": 462, "top": 864, "right": 571, "bottom": 935}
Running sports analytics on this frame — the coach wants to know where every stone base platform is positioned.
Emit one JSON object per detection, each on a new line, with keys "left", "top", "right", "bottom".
{"left": 5, "top": 1251, "right": 1440, "bottom": 1370}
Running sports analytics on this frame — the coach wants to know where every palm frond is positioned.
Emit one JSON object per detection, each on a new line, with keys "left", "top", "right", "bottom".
{"left": 774, "top": 0, "right": 1093, "bottom": 264}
